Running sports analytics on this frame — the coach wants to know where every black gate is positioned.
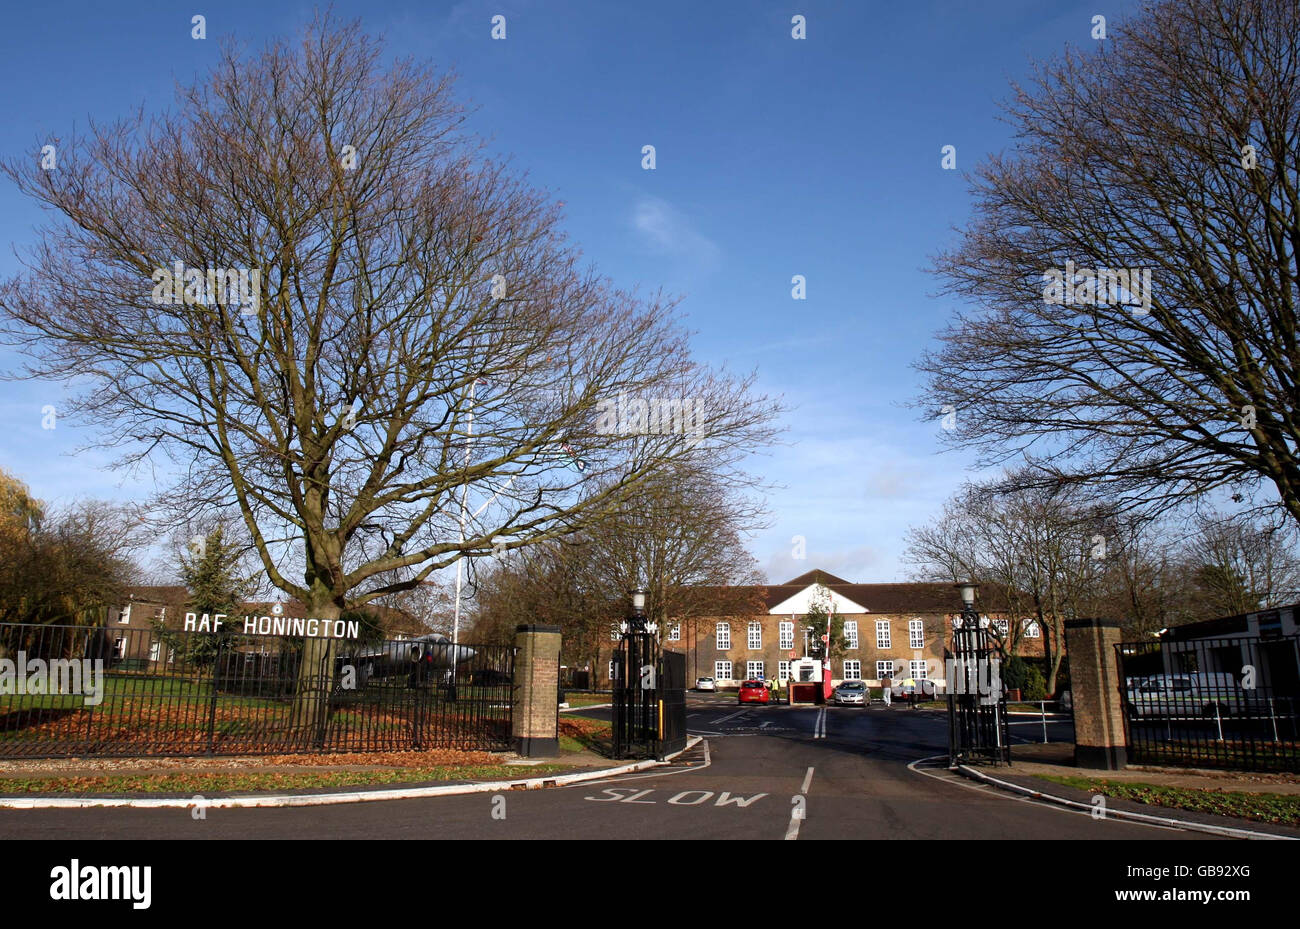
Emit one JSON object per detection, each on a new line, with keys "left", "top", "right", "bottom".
{"left": 1115, "top": 633, "right": 1300, "bottom": 773}
{"left": 611, "top": 631, "right": 686, "bottom": 760}
{"left": 947, "top": 614, "right": 1011, "bottom": 766}
{"left": 659, "top": 649, "right": 688, "bottom": 756}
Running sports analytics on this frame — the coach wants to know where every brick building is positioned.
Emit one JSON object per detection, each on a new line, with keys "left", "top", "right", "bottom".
{"left": 645, "top": 569, "right": 1044, "bottom": 690}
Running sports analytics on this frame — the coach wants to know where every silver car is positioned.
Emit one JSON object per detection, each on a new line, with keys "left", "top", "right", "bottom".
{"left": 695, "top": 677, "right": 716, "bottom": 692}
{"left": 833, "top": 681, "right": 867, "bottom": 706}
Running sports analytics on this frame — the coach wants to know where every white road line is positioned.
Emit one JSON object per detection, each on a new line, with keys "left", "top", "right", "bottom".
{"left": 787, "top": 766, "right": 815, "bottom": 840}
{"left": 570, "top": 743, "right": 714, "bottom": 788}
{"left": 713, "top": 709, "right": 749, "bottom": 725}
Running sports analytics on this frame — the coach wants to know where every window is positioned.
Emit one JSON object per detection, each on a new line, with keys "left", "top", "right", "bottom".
{"left": 715, "top": 660, "right": 732, "bottom": 681}
{"left": 1023, "top": 620, "right": 1041, "bottom": 638}
{"left": 117, "top": 605, "right": 131, "bottom": 624}
{"left": 876, "top": 620, "right": 891, "bottom": 649}
{"left": 843, "top": 660, "right": 861, "bottom": 680}
{"left": 992, "top": 617, "right": 1010, "bottom": 635}
{"left": 876, "top": 660, "right": 895, "bottom": 680}
{"left": 911, "top": 660, "right": 928, "bottom": 680}
{"left": 113, "top": 637, "right": 126, "bottom": 658}
{"left": 609, "top": 660, "right": 617, "bottom": 681}
{"left": 668, "top": 624, "right": 681, "bottom": 642}
{"left": 153, "top": 606, "right": 166, "bottom": 621}
{"left": 166, "top": 649, "right": 174, "bottom": 664}
{"left": 778, "top": 660, "right": 791, "bottom": 682}
{"left": 844, "top": 620, "right": 858, "bottom": 650}
{"left": 779, "top": 621, "right": 794, "bottom": 650}
{"left": 909, "top": 619, "right": 924, "bottom": 649}
{"left": 747, "top": 660, "right": 764, "bottom": 680}
{"left": 716, "top": 622, "right": 731, "bottom": 650}
{"left": 610, "top": 623, "right": 620, "bottom": 642}
{"left": 747, "top": 621, "right": 762, "bottom": 650}
{"left": 148, "top": 641, "right": 160, "bottom": 663}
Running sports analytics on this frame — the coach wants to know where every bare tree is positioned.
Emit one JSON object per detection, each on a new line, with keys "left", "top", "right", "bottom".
{"left": 0, "top": 16, "right": 781, "bottom": 731}
{"left": 917, "top": 0, "right": 1300, "bottom": 524}
{"left": 468, "top": 459, "right": 768, "bottom": 679}
{"left": 1181, "top": 512, "right": 1300, "bottom": 615}
{"left": 904, "top": 471, "right": 1111, "bottom": 693}
{"left": 567, "top": 459, "right": 767, "bottom": 639}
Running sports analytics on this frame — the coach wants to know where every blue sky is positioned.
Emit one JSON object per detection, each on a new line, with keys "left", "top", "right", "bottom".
{"left": 0, "top": 0, "right": 1148, "bottom": 584}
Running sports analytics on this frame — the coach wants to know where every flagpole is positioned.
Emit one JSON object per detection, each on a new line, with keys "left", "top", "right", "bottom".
{"left": 452, "top": 378, "right": 477, "bottom": 673}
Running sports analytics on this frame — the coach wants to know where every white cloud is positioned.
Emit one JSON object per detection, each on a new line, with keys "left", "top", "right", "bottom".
{"left": 631, "top": 196, "right": 720, "bottom": 266}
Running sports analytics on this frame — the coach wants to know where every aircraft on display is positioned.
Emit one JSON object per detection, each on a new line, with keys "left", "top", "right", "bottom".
{"left": 342, "top": 634, "right": 478, "bottom": 687}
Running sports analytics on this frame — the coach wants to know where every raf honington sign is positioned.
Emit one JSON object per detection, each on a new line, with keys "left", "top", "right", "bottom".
{"left": 184, "top": 612, "right": 360, "bottom": 639}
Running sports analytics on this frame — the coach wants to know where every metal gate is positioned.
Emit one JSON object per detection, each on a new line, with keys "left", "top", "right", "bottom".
{"left": 947, "top": 614, "right": 1010, "bottom": 766}
{"left": 1115, "top": 633, "right": 1300, "bottom": 773}
{"left": 611, "top": 631, "right": 686, "bottom": 760}
{"left": 658, "top": 649, "right": 688, "bottom": 756}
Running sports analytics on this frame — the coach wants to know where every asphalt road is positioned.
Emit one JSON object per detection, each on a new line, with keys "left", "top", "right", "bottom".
{"left": 0, "top": 695, "right": 1215, "bottom": 840}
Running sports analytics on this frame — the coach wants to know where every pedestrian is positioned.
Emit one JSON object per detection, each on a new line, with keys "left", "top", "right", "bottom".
{"left": 882, "top": 681, "right": 892, "bottom": 707}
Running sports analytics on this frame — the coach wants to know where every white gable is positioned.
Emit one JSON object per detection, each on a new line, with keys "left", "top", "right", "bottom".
{"left": 768, "top": 584, "right": 868, "bottom": 616}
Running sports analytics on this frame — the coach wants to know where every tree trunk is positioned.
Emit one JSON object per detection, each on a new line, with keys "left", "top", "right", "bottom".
{"left": 291, "top": 599, "right": 342, "bottom": 748}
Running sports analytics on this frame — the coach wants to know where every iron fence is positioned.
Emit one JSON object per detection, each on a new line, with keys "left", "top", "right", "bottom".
{"left": 0, "top": 622, "right": 514, "bottom": 757}
{"left": 1115, "top": 633, "right": 1300, "bottom": 773}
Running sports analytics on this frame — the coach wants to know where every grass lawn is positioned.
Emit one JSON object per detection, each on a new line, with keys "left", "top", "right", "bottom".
{"left": 558, "top": 716, "right": 613, "bottom": 756}
{"left": 562, "top": 693, "right": 612, "bottom": 708}
{"left": 1035, "top": 774, "right": 1300, "bottom": 827}
{"left": 0, "top": 763, "right": 575, "bottom": 795}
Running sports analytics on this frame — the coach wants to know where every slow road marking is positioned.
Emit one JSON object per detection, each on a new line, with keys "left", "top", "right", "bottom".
{"left": 583, "top": 787, "right": 768, "bottom": 807}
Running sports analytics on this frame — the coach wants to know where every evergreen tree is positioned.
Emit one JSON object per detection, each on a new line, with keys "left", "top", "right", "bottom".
{"left": 158, "top": 528, "right": 256, "bottom": 672}
{"left": 803, "top": 586, "right": 848, "bottom": 661}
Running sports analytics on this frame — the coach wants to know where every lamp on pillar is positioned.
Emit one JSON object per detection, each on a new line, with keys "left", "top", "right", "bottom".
{"left": 954, "top": 581, "right": 979, "bottom": 627}
{"left": 628, "top": 588, "right": 648, "bottom": 632}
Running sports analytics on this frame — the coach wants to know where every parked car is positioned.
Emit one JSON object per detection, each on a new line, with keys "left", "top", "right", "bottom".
{"left": 737, "top": 679, "right": 770, "bottom": 705}
{"left": 833, "top": 681, "right": 867, "bottom": 706}
{"left": 695, "top": 677, "right": 716, "bottom": 692}
{"left": 1126, "top": 672, "right": 1246, "bottom": 718}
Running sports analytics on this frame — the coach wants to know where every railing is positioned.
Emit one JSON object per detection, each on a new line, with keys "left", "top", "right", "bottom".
{"left": 0, "top": 622, "right": 514, "bottom": 757}
{"left": 1114, "top": 634, "right": 1300, "bottom": 773}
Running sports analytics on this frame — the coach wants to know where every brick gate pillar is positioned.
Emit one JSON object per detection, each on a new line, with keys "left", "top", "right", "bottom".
{"left": 1063, "top": 618, "right": 1127, "bottom": 770}
{"left": 513, "top": 624, "right": 561, "bottom": 758}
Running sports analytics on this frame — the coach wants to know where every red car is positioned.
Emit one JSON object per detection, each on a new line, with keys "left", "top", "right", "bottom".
{"left": 738, "top": 679, "right": 771, "bottom": 705}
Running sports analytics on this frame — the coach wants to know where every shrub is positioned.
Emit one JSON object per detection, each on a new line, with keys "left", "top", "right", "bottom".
{"left": 1023, "top": 666, "right": 1048, "bottom": 701}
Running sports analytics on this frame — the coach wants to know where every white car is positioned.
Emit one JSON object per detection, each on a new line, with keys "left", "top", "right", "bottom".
{"left": 1126, "top": 673, "right": 1244, "bottom": 718}
{"left": 695, "top": 677, "right": 716, "bottom": 692}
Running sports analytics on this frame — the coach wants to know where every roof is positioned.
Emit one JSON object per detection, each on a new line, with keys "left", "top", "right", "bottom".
{"left": 684, "top": 571, "right": 1014, "bottom": 616}
{"left": 125, "top": 585, "right": 189, "bottom": 604}
{"left": 1157, "top": 604, "right": 1300, "bottom": 640}
{"left": 782, "top": 569, "right": 854, "bottom": 588}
